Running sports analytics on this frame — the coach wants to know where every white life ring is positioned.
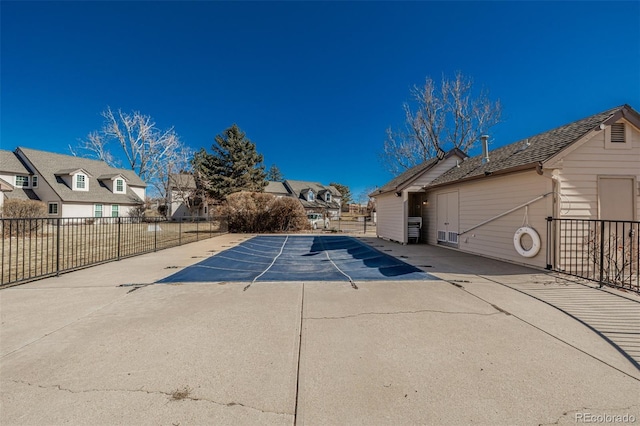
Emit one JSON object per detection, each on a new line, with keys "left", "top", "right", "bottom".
{"left": 513, "top": 226, "right": 541, "bottom": 258}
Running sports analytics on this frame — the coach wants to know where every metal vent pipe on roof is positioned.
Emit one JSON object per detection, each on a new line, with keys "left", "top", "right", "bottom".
{"left": 481, "top": 135, "right": 490, "bottom": 164}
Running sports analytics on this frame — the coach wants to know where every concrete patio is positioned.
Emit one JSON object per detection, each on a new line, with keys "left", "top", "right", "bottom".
{"left": 1, "top": 233, "right": 638, "bottom": 425}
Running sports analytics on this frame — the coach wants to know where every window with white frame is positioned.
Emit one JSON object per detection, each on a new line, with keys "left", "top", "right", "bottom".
{"left": 31, "top": 176, "right": 38, "bottom": 188}
{"left": 94, "top": 204, "right": 103, "bottom": 218}
{"left": 15, "top": 176, "right": 29, "bottom": 187}
{"left": 115, "top": 178, "right": 125, "bottom": 193}
{"left": 325, "top": 193, "right": 331, "bottom": 202}
{"left": 76, "top": 174, "right": 86, "bottom": 190}
{"left": 307, "top": 191, "right": 315, "bottom": 201}
{"left": 111, "top": 205, "right": 119, "bottom": 217}
{"left": 48, "top": 203, "right": 58, "bottom": 215}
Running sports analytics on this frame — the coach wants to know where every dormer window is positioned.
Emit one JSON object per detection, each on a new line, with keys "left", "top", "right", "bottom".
{"left": 75, "top": 174, "right": 87, "bottom": 190}
{"left": 31, "top": 176, "right": 38, "bottom": 188}
{"left": 307, "top": 191, "right": 315, "bottom": 202}
{"left": 115, "top": 178, "right": 125, "bottom": 193}
{"left": 325, "top": 193, "right": 331, "bottom": 202}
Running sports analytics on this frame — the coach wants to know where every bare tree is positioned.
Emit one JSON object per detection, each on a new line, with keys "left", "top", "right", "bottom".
{"left": 77, "top": 107, "right": 190, "bottom": 199}
{"left": 382, "top": 72, "right": 502, "bottom": 175}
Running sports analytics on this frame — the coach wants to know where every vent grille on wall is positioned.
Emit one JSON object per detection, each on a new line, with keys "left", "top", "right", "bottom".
{"left": 611, "top": 123, "right": 626, "bottom": 143}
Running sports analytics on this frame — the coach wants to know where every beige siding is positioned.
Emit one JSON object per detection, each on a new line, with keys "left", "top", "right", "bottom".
{"left": 426, "top": 171, "right": 552, "bottom": 268}
{"left": 555, "top": 121, "right": 640, "bottom": 220}
{"left": 375, "top": 192, "right": 406, "bottom": 243}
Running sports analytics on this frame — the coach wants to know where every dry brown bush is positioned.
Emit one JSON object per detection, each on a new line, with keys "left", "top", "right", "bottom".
{"left": 2, "top": 199, "right": 47, "bottom": 219}
{"left": 1, "top": 199, "right": 48, "bottom": 237}
{"left": 222, "top": 192, "right": 310, "bottom": 233}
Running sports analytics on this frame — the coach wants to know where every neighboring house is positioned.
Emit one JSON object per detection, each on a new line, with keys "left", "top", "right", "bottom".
{"left": 264, "top": 180, "right": 342, "bottom": 219}
{"left": 167, "top": 173, "right": 210, "bottom": 220}
{"left": 0, "top": 149, "right": 39, "bottom": 209}
{"left": 372, "top": 104, "right": 640, "bottom": 270}
{"left": 0, "top": 147, "right": 146, "bottom": 218}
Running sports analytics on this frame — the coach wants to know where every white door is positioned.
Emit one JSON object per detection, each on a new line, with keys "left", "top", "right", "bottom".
{"left": 437, "top": 191, "right": 459, "bottom": 244}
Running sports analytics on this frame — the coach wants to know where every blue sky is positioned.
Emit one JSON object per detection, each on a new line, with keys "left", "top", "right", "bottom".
{"left": 2, "top": 1, "right": 639, "bottom": 200}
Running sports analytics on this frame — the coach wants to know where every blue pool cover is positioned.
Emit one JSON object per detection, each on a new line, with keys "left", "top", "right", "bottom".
{"left": 157, "top": 235, "right": 436, "bottom": 283}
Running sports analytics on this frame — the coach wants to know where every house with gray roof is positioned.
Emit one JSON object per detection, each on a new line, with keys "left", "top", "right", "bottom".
{"left": 0, "top": 147, "right": 146, "bottom": 218}
{"left": 264, "top": 180, "right": 342, "bottom": 219}
{"left": 372, "top": 104, "right": 640, "bottom": 270}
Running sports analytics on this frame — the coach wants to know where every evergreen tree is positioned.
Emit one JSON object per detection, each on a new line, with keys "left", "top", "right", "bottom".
{"left": 266, "top": 164, "right": 284, "bottom": 182}
{"left": 193, "top": 124, "right": 267, "bottom": 201}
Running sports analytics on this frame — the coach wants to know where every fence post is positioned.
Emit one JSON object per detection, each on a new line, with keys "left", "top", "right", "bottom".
{"left": 179, "top": 220, "right": 182, "bottom": 246}
{"left": 545, "top": 217, "right": 553, "bottom": 270}
{"left": 117, "top": 217, "right": 122, "bottom": 261}
{"left": 154, "top": 218, "right": 158, "bottom": 252}
{"left": 599, "top": 220, "right": 605, "bottom": 287}
{"left": 56, "top": 218, "right": 61, "bottom": 276}
{"left": 196, "top": 218, "right": 199, "bottom": 241}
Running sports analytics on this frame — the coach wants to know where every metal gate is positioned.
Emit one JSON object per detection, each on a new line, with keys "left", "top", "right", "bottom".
{"left": 546, "top": 217, "right": 639, "bottom": 293}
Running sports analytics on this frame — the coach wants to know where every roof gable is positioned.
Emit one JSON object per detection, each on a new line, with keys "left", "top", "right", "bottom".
{"left": 373, "top": 148, "right": 468, "bottom": 196}
{"left": 55, "top": 168, "right": 92, "bottom": 177}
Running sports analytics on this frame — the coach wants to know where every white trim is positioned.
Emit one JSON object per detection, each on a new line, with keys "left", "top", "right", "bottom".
{"left": 114, "top": 178, "right": 126, "bottom": 194}
{"left": 75, "top": 173, "right": 88, "bottom": 191}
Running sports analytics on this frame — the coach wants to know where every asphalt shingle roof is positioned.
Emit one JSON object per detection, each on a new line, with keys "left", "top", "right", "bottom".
{"left": 169, "top": 174, "right": 197, "bottom": 190}
{"left": 375, "top": 158, "right": 439, "bottom": 195}
{"left": 18, "top": 147, "right": 146, "bottom": 204}
{"left": 430, "top": 105, "right": 625, "bottom": 187}
{"left": 376, "top": 105, "right": 631, "bottom": 193}
{"left": 283, "top": 180, "right": 341, "bottom": 210}
{"left": 4, "top": 188, "right": 40, "bottom": 201}
{"left": 265, "top": 181, "right": 289, "bottom": 195}
{"left": 0, "top": 150, "right": 31, "bottom": 175}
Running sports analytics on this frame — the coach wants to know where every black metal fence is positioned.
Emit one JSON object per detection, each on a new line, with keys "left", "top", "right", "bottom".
{"left": 1, "top": 216, "right": 228, "bottom": 287}
{"left": 547, "top": 217, "right": 639, "bottom": 293}
{"left": 328, "top": 218, "right": 376, "bottom": 234}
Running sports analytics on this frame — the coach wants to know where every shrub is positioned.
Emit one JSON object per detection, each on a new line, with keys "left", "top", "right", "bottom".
{"left": 1, "top": 199, "right": 48, "bottom": 237}
{"left": 1, "top": 199, "right": 47, "bottom": 219}
{"left": 222, "top": 192, "right": 310, "bottom": 233}
{"left": 268, "top": 196, "right": 310, "bottom": 232}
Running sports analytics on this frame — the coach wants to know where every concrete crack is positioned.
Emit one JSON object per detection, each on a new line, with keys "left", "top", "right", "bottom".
{"left": 9, "top": 380, "right": 293, "bottom": 417}
{"left": 305, "top": 309, "right": 503, "bottom": 320}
